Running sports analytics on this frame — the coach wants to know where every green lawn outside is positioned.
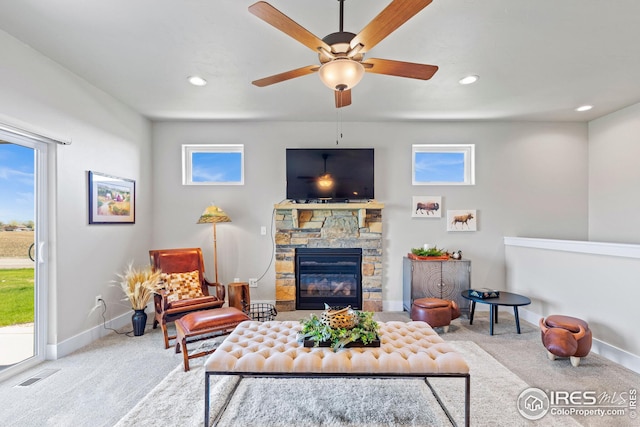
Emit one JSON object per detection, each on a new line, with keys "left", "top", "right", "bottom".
{"left": 0, "top": 268, "right": 34, "bottom": 327}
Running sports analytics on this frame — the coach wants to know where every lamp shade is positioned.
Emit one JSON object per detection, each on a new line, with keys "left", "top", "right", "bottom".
{"left": 318, "top": 58, "right": 365, "bottom": 91}
{"left": 197, "top": 205, "right": 231, "bottom": 224}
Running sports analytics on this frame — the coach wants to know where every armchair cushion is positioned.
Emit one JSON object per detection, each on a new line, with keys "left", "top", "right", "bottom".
{"left": 162, "top": 270, "right": 204, "bottom": 302}
{"left": 167, "top": 296, "right": 220, "bottom": 311}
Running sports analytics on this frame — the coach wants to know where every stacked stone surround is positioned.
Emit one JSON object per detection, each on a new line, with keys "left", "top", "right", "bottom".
{"left": 274, "top": 202, "right": 384, "bottom": 312}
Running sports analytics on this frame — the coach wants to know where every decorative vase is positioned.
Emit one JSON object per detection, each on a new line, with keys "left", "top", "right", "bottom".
{"left": 321, "top": 305, "right": 358, "bottom": 329}
{"left": 131, "top": 309, "right": 147, "bottom": 336}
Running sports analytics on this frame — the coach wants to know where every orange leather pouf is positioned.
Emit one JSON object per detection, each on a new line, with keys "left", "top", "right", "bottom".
{"left": 175, "top": 307, "right": 250, "bottom": 371}
{"left": 410, "top": 297, "right": 461, "bottom": 333}
{"left": 539, "top": 314, "right": 592, "bottom": 367}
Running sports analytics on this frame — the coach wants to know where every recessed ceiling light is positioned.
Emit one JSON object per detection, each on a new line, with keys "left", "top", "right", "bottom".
{"left": 188, "top": 76, "right": 207, "bottom": 86}
{"left": 575, "top": 105, "right": 593, "bottom": 112}
{"left": 459, "top": 75, "right": 479, "bottom": 85}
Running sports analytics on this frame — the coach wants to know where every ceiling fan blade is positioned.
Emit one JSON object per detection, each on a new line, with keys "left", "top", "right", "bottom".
{"left": 351, "top": 0, "right": 433, "bottom": 53}
{"left": 335, "top": 89, "right": 352, "bottom": 108}
{"left": 249, "top": 2, "right": 332, "bottom": 53}
{"left": 363, "top": 58, "right": 438, "bottom": 80}
{"left": 252, "top": 65, "right": 318, "bottom": 87}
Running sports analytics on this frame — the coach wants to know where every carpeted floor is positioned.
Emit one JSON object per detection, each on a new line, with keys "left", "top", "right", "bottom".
{"left": 0, "top": 310, "right": 638, "bottom": 426}
{"left": 114, "top": 340, "right": 580, "bottom": 427}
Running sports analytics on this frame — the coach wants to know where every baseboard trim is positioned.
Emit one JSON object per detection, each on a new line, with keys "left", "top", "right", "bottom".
{"left": 383, "top": 300, "right": 403, "bottom": 312}
{"left": 46, "top": 310, "right": 131, "bottom": 360}
{"left": 519, "top": 308, "right": 640, "bottom": 374}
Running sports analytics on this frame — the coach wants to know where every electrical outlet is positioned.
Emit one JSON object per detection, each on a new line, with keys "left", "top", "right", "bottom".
{"left": 95, "top": 295, "right": 103, "bottom": 307}
{"left": 249, "top": 278, "right": 258, "bottom": 288}
{"left": 260, "top": 226, "right": 267, "bottom": 235}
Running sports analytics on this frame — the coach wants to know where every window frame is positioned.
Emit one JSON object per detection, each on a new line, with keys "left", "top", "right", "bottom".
{"left": 182, "top": 144, "right": 245, "bottom": 186}
{"left": 412, "top": 144, "right": 475, "bottom": 186}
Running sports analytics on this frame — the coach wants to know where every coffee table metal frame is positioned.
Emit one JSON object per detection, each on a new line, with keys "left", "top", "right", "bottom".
{"left": 461, "top": 290, "right": 531, "bottom": 335}
{"left": 205, "top": 370, "right": 470, "bottom": 427}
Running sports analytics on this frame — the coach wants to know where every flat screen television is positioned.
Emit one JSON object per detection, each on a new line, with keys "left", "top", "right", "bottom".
{"left": 286, "top": 148, "right": 374, "bottom": 202}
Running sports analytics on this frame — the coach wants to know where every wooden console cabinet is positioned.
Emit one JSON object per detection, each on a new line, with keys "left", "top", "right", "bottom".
{"left": 402, "top": 257, "right": 471, "bottom": 316}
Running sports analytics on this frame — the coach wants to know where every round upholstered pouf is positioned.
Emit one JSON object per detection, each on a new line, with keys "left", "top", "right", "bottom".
{"left": 410, "top": 298, "right": 453, "bottom": 332}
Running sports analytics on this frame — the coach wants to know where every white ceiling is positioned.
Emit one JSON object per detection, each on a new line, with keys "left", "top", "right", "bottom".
{"left": 1, "top": 0, "right": 640, "bottom": 122}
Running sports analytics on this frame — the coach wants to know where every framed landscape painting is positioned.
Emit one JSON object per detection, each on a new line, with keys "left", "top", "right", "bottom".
{"left": 88, "top": 171, "right": 135, "bottom": 224}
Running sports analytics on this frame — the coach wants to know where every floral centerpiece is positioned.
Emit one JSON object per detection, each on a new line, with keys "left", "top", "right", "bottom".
{"left": 298, "top": 305, "right": 379, "bottom": 351}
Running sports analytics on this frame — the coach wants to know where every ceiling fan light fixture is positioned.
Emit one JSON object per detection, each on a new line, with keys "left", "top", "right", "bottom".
{"left": 459, "top": 75, "right": 479, "bottom": 85}
{"left": 318, "top": 58, "right": 365, "bottom": 91}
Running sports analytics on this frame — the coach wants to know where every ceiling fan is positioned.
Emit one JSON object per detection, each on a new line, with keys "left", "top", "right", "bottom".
{"left": 248, "top": 0, "right": 438, "bottom": 108}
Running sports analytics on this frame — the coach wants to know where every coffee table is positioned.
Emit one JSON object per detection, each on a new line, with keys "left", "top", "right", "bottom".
{"left": 461, "top": 290, "right": 531, "bottom": 335}
{"left": 204, "top": 320, "right": 470, "bottom": 426}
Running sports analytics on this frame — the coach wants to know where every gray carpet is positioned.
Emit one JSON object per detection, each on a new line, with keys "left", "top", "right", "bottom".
{"left": 116, "top": 341, "right": 578, "bottom": 426}
{"left": 0, "top": 311, "right": 638, "bottom": 427}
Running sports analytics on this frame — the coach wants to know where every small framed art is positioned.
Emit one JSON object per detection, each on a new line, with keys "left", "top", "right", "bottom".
{"left": 447, "top": 210, "right": 477, "bottom": 231}
{"left": 412, "top": 196, "right": 442, "bottom": 218}
{"left": 88, "top": 171, "right": 135, "bottom": 224}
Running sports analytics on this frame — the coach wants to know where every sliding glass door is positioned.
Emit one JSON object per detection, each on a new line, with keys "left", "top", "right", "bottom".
{"left": 0, "top": 134, "right": 48, "bottom": 378}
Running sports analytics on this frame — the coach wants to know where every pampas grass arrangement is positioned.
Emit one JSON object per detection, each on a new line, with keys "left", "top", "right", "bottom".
{"left": 115, "top": 263, "right": 163, "bottom": 310}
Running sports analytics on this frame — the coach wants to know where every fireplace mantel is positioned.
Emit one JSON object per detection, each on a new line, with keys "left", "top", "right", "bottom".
{"left": 274, "top": 201, "right": 384, "bottom": 228}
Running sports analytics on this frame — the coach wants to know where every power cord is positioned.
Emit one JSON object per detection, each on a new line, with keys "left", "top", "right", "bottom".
{"left": 97, "top": 298, "right": 136, "bottom": 337}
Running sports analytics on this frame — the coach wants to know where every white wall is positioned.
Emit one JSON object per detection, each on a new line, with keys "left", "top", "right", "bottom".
{"left": 1, "top": 30, "right": 152, "bottom": 355}
{"left": 588, "top": 102, "right": 640, "bottom": 243}
{"left": 505, "top": 238, "right": 640, "bottom": 372}
{"left": 501, "top": 101, "right": 640, "bottom": 373}
{"left": 152, "top": 120, "right": 588, "bottom": 309}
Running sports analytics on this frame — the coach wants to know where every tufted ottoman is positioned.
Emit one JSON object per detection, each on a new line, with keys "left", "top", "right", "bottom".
{"left": 411, "top": 298, "right": 461, "bottom": 332}
{"left": 204, "top": 320, "right": 470, "bottom": 426}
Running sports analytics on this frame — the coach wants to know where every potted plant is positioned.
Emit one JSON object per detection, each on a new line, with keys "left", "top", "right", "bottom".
{"left": 115, "top": 263, "right": 163, "bottom": 336}
{"left": 408, "top": 246, "right": 450, "bottom": 260}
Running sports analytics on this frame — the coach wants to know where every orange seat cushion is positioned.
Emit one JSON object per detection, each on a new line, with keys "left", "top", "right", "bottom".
{"left": 413, "top": 298, "right": 450, "bottom": 309}
{"left": 177, "top": 307, "right": 250, "bottom": 334}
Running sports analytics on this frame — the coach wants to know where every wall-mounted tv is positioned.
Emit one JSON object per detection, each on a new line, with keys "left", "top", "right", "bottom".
{"left": 286, "top": 148, "right": 374, "bottom": 202}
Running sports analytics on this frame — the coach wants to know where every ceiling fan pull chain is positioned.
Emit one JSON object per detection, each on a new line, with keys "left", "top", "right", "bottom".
{"left": 336, "top": 96, "right": 343, "bottom": 145}
{"left": 336, "top": 108, "right": 339, "bottom": 145}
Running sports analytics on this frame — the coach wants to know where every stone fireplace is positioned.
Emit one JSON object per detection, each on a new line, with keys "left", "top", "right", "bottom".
{"left": 274, "top": 202, "right": 384, "bottom": 312}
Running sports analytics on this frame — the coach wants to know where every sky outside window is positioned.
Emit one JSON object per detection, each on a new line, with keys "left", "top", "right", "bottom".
{"left": 0, "top": 144, "right": 34, "bottom": 223}
{"left": 414, "top": 152, "right": 465, "bottom": 183}
{"left": 192, "top": 152, "right": 242, "bottom": 183}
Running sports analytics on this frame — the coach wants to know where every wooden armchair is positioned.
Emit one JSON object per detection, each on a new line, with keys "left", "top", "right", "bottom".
{"left": 149, "top": 248, "right": 225, "bottom": 349}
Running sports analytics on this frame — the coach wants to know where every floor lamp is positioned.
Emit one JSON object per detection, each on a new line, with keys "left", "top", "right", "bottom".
{"left": 197, "top": 204, "right": 231, "bottom": 284}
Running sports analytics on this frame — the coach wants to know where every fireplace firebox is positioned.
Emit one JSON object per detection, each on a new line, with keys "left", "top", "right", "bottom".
{"left": 295, "top": 248, "right": 363, "bottom": 310}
